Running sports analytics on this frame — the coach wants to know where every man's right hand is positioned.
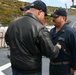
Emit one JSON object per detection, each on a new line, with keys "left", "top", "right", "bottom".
{"left": 56, "top": 43, "right": 61, "bottom": 49}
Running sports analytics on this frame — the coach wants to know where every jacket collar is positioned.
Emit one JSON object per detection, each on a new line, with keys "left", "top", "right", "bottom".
{"left": 24, "top": 12, "right": 42, "bottom": 24}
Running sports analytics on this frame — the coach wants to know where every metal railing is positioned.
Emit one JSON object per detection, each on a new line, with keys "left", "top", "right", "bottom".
{"left": 0, "top": 32, "right": 8, "bottom": 48}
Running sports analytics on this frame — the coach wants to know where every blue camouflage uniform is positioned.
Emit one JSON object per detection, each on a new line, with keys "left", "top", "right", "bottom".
{"left": 49, "top": 23, "right": 76, "bottom": 75}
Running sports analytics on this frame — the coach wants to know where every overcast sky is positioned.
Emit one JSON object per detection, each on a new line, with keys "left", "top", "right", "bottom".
{"left": 18, "top": 0, "right": 76, "bottom": 8}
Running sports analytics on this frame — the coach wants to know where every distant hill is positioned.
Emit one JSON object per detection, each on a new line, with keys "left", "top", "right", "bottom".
{"left": 0, "top": 0, "right": 29, "bottom": 26}
{"left": 0, "top": 0, "right": 75, "bottom": 26}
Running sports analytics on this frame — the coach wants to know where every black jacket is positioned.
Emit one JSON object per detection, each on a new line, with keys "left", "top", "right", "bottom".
{"left": 5, "top": 13, "right": 59, "bottom": 72}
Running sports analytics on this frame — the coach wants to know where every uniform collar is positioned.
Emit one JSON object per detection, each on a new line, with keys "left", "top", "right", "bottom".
{"left": 60, "top": 23, "right": 67, "bottom": 32}
{"left": 51, "top": 23, "right": 67, "bottom": 35}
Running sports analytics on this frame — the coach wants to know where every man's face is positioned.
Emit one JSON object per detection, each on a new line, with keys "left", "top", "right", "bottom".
{"left": 52, "top": 16, "right": 64, "bottom": 27}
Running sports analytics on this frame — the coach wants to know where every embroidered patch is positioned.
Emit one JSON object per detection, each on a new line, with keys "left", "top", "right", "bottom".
{"left": 58, "top": 37, "right": 65, "bottom": 41}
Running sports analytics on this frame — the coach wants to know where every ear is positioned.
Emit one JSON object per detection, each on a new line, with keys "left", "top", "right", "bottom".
{"left": 39, "top": 10, "right": 43, "bottom": 15}
{"left": 38, "top": 10, "right": 41, "bottom": 15}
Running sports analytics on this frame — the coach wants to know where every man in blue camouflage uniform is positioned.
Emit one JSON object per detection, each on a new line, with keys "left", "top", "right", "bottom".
{"left": 49, "top": 7, "right": 76, "bottom": 75}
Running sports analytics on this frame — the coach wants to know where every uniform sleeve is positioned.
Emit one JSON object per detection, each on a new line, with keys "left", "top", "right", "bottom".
{"left": 38, "top": 27, "right": 60, "bottom": 59}
{"left": 69, "top": 32, "right": 76, "bottom": 70}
